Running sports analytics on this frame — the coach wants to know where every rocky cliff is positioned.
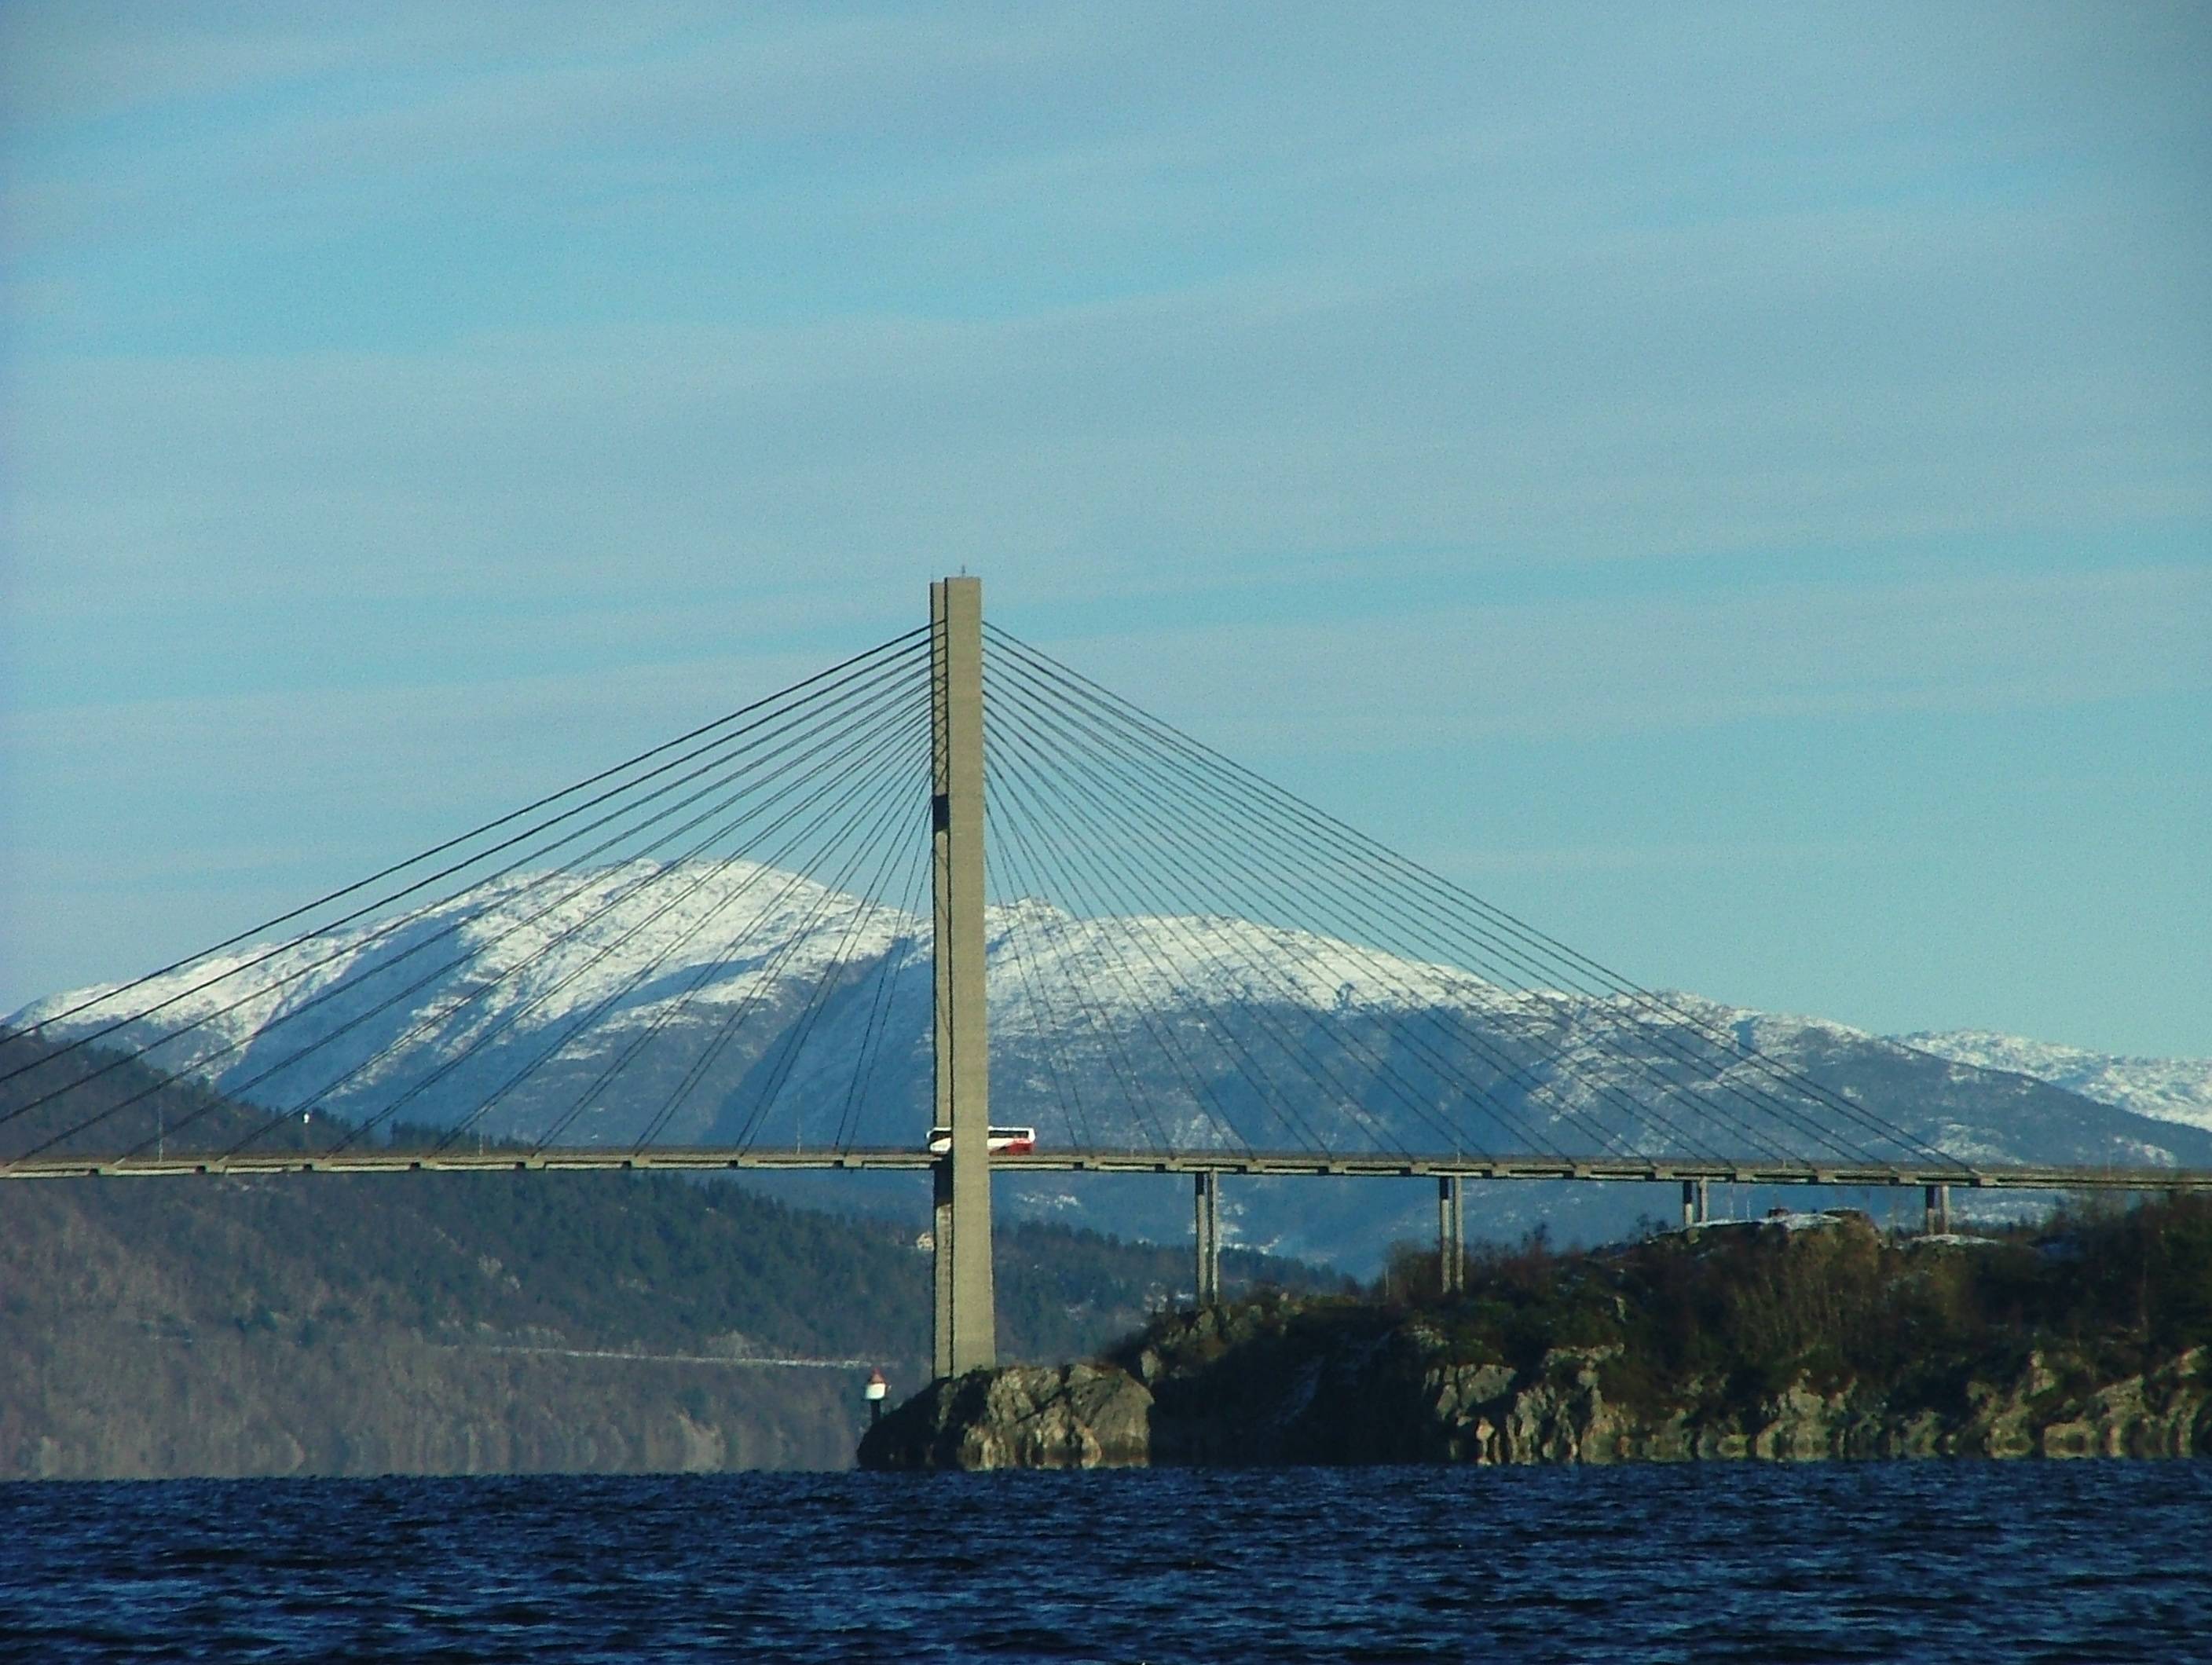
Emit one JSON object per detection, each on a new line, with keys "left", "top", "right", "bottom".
{"left": 859, "top": 1200, "right": 2212, "bottom": 1469}
{"left": 857, "top": 1363, "right": 1152, "bottom": 1471}
{"left": 1113, "top": 1305, "right": 2210, "bottom": 1466}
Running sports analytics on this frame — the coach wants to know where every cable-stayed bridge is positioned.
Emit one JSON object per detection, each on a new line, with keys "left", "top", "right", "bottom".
{"left": 5, "top": 577, "right": 2207, "bottom": 1378}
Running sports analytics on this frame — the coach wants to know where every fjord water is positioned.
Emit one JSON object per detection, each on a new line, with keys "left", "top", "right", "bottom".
{"left": 2, "top": 1464, "right": 2205, "bottom": 1662}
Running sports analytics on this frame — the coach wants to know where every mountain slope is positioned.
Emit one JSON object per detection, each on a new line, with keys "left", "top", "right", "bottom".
{"left": 1895, "top": 1030, "right": 2212, "bottom": 1133}
{"left": 13, "top": 859, "right": 2207, "bottom": 1268}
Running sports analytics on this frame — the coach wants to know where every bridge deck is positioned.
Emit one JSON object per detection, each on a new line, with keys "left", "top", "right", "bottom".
{"left": 5, "top": 1146, "right": 2210, "bottom": 1192}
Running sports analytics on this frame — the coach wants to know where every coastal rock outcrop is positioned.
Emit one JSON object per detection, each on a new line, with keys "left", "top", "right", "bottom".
{"left": 857, "top": 1202, "right": 2212, "bottom": 1470}
{"left": 858, "top": 1363, "right": 1152, "bottom": 1470}
{"left": 862, "top": 1330, "right": 2212, "bottom": 1472}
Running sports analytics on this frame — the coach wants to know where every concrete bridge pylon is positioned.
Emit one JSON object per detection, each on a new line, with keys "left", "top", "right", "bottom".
{"left": 931, "top": 576, "right": 994, "bottom": 1379}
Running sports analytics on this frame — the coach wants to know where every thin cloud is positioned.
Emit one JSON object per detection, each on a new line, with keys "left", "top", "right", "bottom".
{"left": 1035, "top": 564, "right": 2212, "bottom": 752}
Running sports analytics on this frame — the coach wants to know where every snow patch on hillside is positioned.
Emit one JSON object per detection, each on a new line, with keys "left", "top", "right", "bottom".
{"left": 1895, "top": 1030, "right": 2212, "bottom": 1133}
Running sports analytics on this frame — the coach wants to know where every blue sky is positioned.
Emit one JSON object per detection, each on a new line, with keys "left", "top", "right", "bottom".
{"left": 3, "top": 2, "right": 2207, "bottom": 1056}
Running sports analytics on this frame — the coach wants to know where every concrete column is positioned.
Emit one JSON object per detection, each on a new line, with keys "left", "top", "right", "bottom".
{"left": 1923, "top": 1183, "right": 1951, "bottom": 1235}
{"left": 1194, "top": 1173, "right": 1221, "bottom": 1306}
{"left": 1452, "top": 1175, "right": 1466, "bottom": 1292}
{"left": 931, "top": 1158, "right": 954, "bottom": 1381}
{"left": 931, "top": 576, "right": 994, "bottom": 1377}
{"left": 1681, "top": 1179, "right": 1714, "bottom": 1228}
{"left": 1438, "top": 1176, "right": 1465, "bottom": 1294}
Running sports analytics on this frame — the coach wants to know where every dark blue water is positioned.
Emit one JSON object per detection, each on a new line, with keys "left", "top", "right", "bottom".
{"left": 2, "top": 1463, "right": 2207, "bottom": 1662}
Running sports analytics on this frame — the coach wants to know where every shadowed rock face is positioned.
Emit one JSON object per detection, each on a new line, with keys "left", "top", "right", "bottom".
{"left": 1335, "top": 1338, "right": 2212, "bottom": 1466}
{"left": 860, "top": 1330, "right": 2212, "bottom": 1472}
{"left": 858, "top": 1363, "right": 1152, "bottom": 1471}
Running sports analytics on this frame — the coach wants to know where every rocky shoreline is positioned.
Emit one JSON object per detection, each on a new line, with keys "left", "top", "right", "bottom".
{"left": 861, "top": 1207, "right": 2212, "bottom": 1470}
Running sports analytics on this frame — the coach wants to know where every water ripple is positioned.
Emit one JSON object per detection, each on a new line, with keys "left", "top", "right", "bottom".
{"left": 1, "top": 1463, "right": 2208, "bottom": 1661}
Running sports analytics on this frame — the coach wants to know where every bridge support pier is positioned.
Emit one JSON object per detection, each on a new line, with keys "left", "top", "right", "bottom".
{"left": 1437, "top": 1176, "right": 1464, "bottom": 1294}
{"left": 1924, "top": 1183, "right": 1950, "bottom": 1236}
{"left": 1681, "top": 1178, "right": 1710, "bottom": 1228}
{"left": 932, "top": 1159, "right": 956, "bottom": 1381}
{"left": 1194, "top": 1173, "right": 1221, "bottom": 1306}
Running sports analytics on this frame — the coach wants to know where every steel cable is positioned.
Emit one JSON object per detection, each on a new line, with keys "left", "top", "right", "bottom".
{"left": 987, "top": 684, "right": 1430, "bottom": 1158}
{"left": 4, "top": 628, "right": 928, "bottom": 1076}
{"left": 3, "top": 639, "right": 931, "bottom": 1136}
{"left": 988, "top": 625, "right": 1939, "bottom": 1166}
{"left": 71, "top": 672, "right": 930, "bottom": 1162}
{"left": 985, "top": 666, "right": 1607, "bottom": 1162}
{"left": 986, "top": 662, "right": 1750, "bottom": 1163}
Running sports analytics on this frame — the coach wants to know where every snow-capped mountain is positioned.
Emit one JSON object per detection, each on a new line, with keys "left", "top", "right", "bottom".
{"left": 11, "top": 857, "right": 2207, "bottom": 1268}
{"left": 1893, "top": 1030, "right": 2212, "bottom": 1134}
{"left": 9, "top": 857, "right": 924, "bottom": 1152}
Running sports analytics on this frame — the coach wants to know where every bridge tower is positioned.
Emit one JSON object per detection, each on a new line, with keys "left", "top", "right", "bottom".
{"left": 931, "top": 576, "right": 995, "bottom": 1378}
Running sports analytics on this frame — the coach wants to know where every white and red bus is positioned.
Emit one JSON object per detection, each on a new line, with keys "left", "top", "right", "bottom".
{"left": 924, "top": 1125, "right": 1037, "bottom": 1155}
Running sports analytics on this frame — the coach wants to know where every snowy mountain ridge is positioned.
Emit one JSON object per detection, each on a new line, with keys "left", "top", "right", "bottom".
{"left": 1892, "top": 1030, "right": 2212, "bottom": 1134}
{"left": 10, "top": 856, "right": 2211, "bottom": 1267}
{"left": 10, "top": 855, "right": 2209, "bottom": 1177}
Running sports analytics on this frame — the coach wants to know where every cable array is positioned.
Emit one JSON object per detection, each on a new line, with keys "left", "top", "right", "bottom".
{"left": 976, "top": 625, "right": 1954, "bottom": 1169}
{"left": 0, "top": 633, "right": 936, "bottom": 1162}
{"left": 0, "top": 617, "right": 1954, "bottom": 1172}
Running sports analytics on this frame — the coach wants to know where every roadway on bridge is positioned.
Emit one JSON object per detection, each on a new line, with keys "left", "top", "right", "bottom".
{"left": 7, "top": 1145, "right": 2210, "bottom": 1193}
